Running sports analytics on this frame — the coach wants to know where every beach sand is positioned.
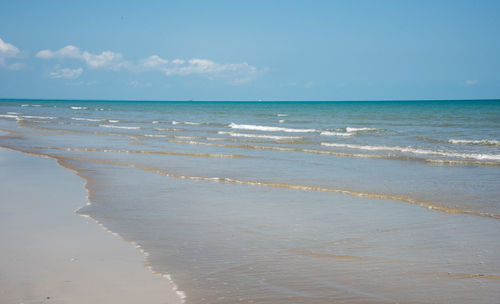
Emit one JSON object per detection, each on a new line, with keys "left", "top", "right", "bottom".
{"left": 0, "top": 148, "right": 181, "bottom": 304}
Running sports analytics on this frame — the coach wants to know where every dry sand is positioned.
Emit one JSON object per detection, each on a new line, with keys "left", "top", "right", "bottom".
{"left": 0, "top": 148, "right": 182, "bottom": 304}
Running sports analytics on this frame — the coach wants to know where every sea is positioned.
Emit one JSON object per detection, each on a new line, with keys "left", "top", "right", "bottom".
{"left": 1, "top": 99, "right": 499, "bottom": 303}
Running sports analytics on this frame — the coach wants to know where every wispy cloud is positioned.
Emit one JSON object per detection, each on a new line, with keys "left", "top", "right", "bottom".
{"left": 36, "top": 45, "right": 264, "bottom": 84}
{"left": 465, "top": 80, "right": 478, "bottom": 86}
{"left": 49, "top": 66, "right": 83, "bottom": 79}
{"left": 0, "top": 37, "right": 23, "bottom": 70}
{"left": 36, "top": 45, "right": 127, "bottom": 70}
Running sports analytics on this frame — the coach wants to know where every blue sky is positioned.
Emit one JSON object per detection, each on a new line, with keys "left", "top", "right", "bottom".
{"left": 1, "top": 0, "right": 499, "bottom": 101}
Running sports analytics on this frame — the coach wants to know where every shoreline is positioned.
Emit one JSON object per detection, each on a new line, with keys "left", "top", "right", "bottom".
{"left": 0, "top": 147, "right": 183, "bottom": 304}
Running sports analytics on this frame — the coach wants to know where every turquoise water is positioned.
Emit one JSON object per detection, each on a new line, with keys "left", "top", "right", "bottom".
{"left": 1, "top": 100, "right": 499, "bottom": 303}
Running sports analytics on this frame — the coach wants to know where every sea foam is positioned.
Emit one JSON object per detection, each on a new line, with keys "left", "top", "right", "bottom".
{"left": 321, "top": 142, "right": 500, "bottom": 161}
{"left": 229, "top": 123, "right": 317, "bottom": 133}
{"left": 320, "top": 131, "right": 355, "bottom": 137}
{"left": 448, "top": 139, "right": 500, "bottom": 146}
{"left": 99, "top": 124, "right": 141, "bottom": 130}
{"left": 218, "top": 131, "right": 302, "bottom": 140}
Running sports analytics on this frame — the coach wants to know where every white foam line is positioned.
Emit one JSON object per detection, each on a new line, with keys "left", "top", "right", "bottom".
{"left": 172, "top": 121, "right": 201, "bottom": 125}
{"left": 99, "top": 124, "right": 141, "bottom": 130}
{"left": 22, "top": 115, "right": 57, "bottom": 119}
{"left": 70, "top": 106, "right": 88, "bottom": 110}
{"left": 321, "top": 142, "right": 500, "bottom": 161}
{"left": 320, "top": 131, "right": 355, "bottom": 137}
{"left": 229, "top": 123, "right": 317, "bottom": 133}
{"left": 72, "top": 117, "right": 102, "bottom": 122}
{"left": 345, "top": 127, "right": 379, "bottom": 132}
{"left": 0, "top": 114, "right": 19, "bottom": 119}
{"left": 218, "top": 131, "right": 301, "bottom": 140}
{"left": 449, "top": 139, "right": 500, "bottom": 146}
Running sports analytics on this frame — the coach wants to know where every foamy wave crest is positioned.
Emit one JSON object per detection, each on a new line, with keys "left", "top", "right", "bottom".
{"left": 321, "top": 142, "right": 500, "bottom": 161}
{"left": 22, "top": 115, "right": 57, "bottom": 120}
{"left": 172, "top": 121, "right": 201, "bottom": 125}
{"left": 449, "top": 139, "right": 500, "bottom": 146}
{"left": 218, "top": 131, "right": 302, "bottom": 140}
{"left": 0, "top": 114, "right": 19, "bottom": 119}
{"left": 345, "top": 127, "right": 380, "bottom": 132}
{"left": 72, "top": 117, "right": 102, "bottom": 122}
{"left": 229, "top": 123, "right": 317, "bottom": 133}
{"left": 108, "top": 119, "right": 119, "bottom": 123}
{"left": 277, "top": 113, "right": 288, "bottom": 117}
{"left": 7, "top": 112, "right": 21, "bottom": 115}
{"left": 70, "top": 106, "right": 88, "bottom": 110}
{"left": 99, "top": 124, "right": 141, "bottom": 130}
{"left": 320, "top": 131, "right": 355, "bottom": 137}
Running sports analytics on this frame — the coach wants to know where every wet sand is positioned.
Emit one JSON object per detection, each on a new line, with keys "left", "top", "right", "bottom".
{"left": 0, "top": 147, "right": 181, "bottom": 304}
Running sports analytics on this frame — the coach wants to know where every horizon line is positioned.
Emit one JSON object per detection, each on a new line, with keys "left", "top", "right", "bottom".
{"left": 1, "top": 98, "right": 499, "bottom": 103}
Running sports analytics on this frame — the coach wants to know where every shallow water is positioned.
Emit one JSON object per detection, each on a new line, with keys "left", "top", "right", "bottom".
{"left": 1, "top": 100, "right": 500, "bottom": 303}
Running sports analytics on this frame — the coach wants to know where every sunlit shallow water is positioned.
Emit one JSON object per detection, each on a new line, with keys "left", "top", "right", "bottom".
{"left": 1, "top": 100, "right": 499, "bottom": 303}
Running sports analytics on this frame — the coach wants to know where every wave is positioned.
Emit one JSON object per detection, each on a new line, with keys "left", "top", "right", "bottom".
{"left": 48, "top": 152, "right": 499, "bottom": 220}
{"left": 108, "top": 120, "right": 120, "bottom": 123}
{"left": 167, "top": 139, "right": 500, "bottom": 166}
{"left": 42, "top": 146, "right": 244, "bottom": 158}
{"left": 321, "top": 142, "right": 500, "bottom": 161}
{"left": 99, "top": 124, "right": 141, "bottom": 130}
{"left": 320, "top": 131, "right": 355, "bottom": 137}
{"left": 345, "top": 127, "right": 380, "bottom": 132}
{"left": 218, "top": 131, "right": 302, "bottom": 140}
{"left": 22, "top": 115, "right": 57, "bottom": 120}
{"left": 277, "top": 113, "right": 288, "bottom": 117}
{"left": 229, "top": 123, "right": 317, "bottom": 133}
{"left": 449, "top": 139, "right": 500, "bottom": 146}
{"left": 0, "top": 114, "right": 20, "bottom": 119}
{"left": 70, "top": 106, "right": 88, "bottom": 110}
{"left": 154, "top": 127, "right": 183, "bottom": 132}
{"left": 7, "top": 112, "right": 21, "bottom": 115}
{"left": 72, "top": 117, "right": 102, "bottom": 122}
{"left": 172, "top": 121, "right": 201, "bottom": 125}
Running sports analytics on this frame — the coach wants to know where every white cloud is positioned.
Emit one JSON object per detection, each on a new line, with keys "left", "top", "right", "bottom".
{"left": 171, "top": 59, "right": 185, "bottom": 65}
{"left": 49, "top": 66, "right": 83, "bottom": 79}
{"left": 163, "top": 59, "right": 262, "bottom": 84}
{"left": 465, "top": 80, "right": 478, "bottom": 86}
{"left": 36, "top": 45, "right": 264, "bottom": 84}
{"left": 0, "top": 37, "right": 22, "bottom": 69}
{"left": 139, "top": 55, "right": 168, "bottom": 71}
{"left": 37, "top": 45, "right": 126, "bottom": 70}
{"left": 36, "top": 45, "right": 82, "bottom": 59}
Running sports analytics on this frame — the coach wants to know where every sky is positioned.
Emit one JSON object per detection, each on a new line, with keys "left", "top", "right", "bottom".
{"left": 0, "top": 0, "right": 499, "bottom": 101}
